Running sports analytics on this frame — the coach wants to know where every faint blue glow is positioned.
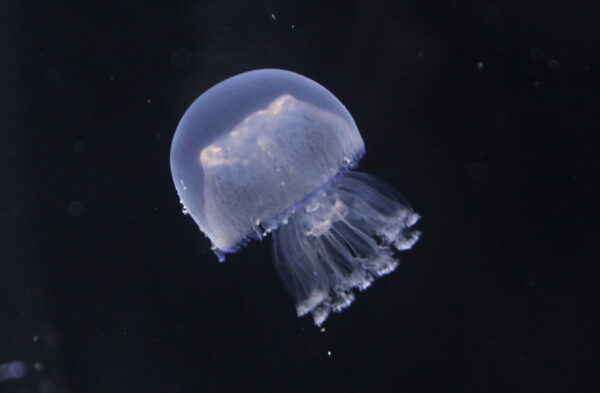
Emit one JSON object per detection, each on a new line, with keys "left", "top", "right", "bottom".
{"left": 68, "top": 201, "right": 83, "bottom": 216}
{"left": 0, "top": 360, "right": 26, "bottom": 381}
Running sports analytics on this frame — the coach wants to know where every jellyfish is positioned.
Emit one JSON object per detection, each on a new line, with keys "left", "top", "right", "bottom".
{"left": 170, "top": 69, "right": 420, "bottom": 326}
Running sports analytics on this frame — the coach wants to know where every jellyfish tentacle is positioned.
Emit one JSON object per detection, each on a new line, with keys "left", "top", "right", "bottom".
{"left": 272, "top": 171, "right": 420, "bottom": 326}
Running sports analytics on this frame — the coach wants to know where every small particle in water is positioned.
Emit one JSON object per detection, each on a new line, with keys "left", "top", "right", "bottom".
{"left": 533, "top": 81, "right": 541, "bottom": 87}
{"left": 68, "top": 201, "right": 83, "bottom": 216}
{"left": 271, "top": 13, "right": 276, "bottom": 20}
{"left": 34, "top": 362, "right": 44, "bottom": 372}
{"left": 547, "top": 59, "right": 559, "bottom": 69}
{"left": 74, "top": 141, "right": 84, "bottom": 153}
{"left": 0, "top": 360, "right": 26, "bottom": 381}
{"left": 291, "top": 24, "right": 295, "bottom": 29}
{"left": 320, "top": 327, "right": 326, "bottom": 333}
{"left": 326, "top": 350, "right": 332, "bottom": 357}
{"left": 476, "top": 62, "right": 484, "bottom": 71}
{"left": 146, "top": 99, "right": 152, "bottom": 103}
{"left": 530, "top": 48, "right": 544, "bottom": 61}
{"left": 39, "top": 379, "right": 56, "bottom": 393}
{"left": 33, "top": 335, "right": 39, "bottom": 342}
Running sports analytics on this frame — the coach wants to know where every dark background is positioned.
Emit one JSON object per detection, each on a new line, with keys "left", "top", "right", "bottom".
{"left": 1, "top": 1, "right": 598, "bottom": 392}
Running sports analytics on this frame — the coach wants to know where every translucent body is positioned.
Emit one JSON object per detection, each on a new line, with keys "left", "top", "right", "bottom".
{"left": 170, "top": 69, "right": 420, "bottom": 326}
{"left": 170, "top": 69, "right": 364, "bottom": 254}
{"left": 273, "top": 172, "right": 420, "bottom": 325}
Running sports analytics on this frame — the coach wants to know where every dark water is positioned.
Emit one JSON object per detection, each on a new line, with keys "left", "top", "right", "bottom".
{"left": 1, "top": 1, "right": 597, "bottom": 392}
